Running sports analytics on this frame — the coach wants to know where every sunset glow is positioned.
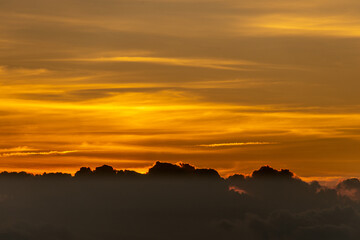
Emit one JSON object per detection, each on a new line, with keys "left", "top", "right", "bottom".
{"left": 1, "top": 0, "right": 360, "bottom": 180}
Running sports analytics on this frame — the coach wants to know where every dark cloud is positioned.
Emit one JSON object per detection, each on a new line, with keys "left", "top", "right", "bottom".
{"left": 147, "top": 161, "right": 220, "bottom": 179}
{"left": 251, "top": 165, "right": 294, "bottom": 179}
{"left": 74, "top": 165, "right": 143, "bottom": 179}
{"left": 0, "top": 162, "right": 358, "bottom": 239}
{"left": 337, "top": 178, "right": 360, "bottom": 201}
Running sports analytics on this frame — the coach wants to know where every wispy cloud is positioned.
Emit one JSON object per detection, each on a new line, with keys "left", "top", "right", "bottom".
{"left": 245, "top": 14, "right": 360, "bottom": 37}
{"left": 0, "top": 66, "right": 50, "bottom": 83}
{"left": 0, "top": 146, "right": 35, "bottom": 153}
{"left": 198, "top": 142, "right": 277, "bottom": 147}
{"left": 0, "top": 150, "right": 77, "bottom": 157}
{"left": 54, "top": 56, "right": 259, "bottom": 71}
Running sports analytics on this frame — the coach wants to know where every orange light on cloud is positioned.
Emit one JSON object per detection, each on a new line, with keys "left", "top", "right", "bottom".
{"left": 0, "top": 0, "right": 359, "bottom": 179}
{"left": 198, "top": 142, "right": 277, "bottom": 147}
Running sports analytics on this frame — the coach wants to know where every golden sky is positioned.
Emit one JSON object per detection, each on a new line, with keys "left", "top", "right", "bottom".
{"left": 1, "top": 0, "right": 360, "bottom": 179}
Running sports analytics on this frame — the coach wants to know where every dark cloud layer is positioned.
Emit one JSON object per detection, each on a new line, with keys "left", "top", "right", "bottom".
{"left": 0, "top": 162, "right": 358, "bottom": 239}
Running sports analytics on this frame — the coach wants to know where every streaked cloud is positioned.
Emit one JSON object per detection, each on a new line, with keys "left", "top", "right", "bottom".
{"left": 0, "top": 150, "right": 77, "bottom": 157}
{"left": 0, "top": 146, "right": 35, "bottom": 153}
{"left": 0, "top": 66, "right": 49, "bottom": 79}
{"left": 198, "top": 142, "right": 277, "bottom": 147}
{"left": 53, "top": 56, "right": 261, "bottom": 71}
{"left": 247, "top": 14, "right": 360, "bottom": 37}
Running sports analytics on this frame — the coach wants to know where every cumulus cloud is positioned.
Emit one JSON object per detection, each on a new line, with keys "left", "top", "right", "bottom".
{"left": 337, "top": 178, "right": 360, "bottom": 201}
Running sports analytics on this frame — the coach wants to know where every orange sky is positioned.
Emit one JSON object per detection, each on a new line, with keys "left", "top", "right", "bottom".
{"left": 0, "top": 0, "right": 360, "bottom": 179}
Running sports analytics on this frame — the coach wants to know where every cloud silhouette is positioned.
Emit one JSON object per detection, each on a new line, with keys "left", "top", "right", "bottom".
{"left": 337, "top": 178, "right": 360, "bottom": 201}
{"left": 251, "top": 165, "right": 294, "bottom": 179}
{"left": 0, "top": 162, "right": 358, "bottom": 240}
{"left": 147, "top": 161, "right": 220, "bottom": 179}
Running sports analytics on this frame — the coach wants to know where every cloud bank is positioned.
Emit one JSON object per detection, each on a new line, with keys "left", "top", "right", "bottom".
{"left": 0, "top": 162, "right": 358, "bottom": 239}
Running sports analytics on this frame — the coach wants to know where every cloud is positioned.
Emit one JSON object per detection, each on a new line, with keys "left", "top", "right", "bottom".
{"left": 0, "top": 66, "right": 49, "bottom": 82}
{"left": 246, "top": 14, "right": 360, "bottom": 37}
{"left": 0, "top": 146, "right": 35, "bottom": 153}
{"left": 198, "top": 142, "right": 277, "bottom": 147}
{"left": 0, "top": 162, "right": 358, "bottom": 239}
{"left": 0, "top": 150, "right": 77, "bottom": 157}
{"left": 337, "top": 178, "right": 360, "bottom": 201}
{"left": 147, "top": 161, "right": 220, "bottom": 179}
{"left": 53, "top": 56, "right": 260, "bottom": 71}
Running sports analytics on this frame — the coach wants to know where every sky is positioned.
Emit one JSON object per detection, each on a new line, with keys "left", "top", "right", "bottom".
{"left": 0, "top": 0, "right": 360, "bottom": 179}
